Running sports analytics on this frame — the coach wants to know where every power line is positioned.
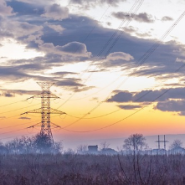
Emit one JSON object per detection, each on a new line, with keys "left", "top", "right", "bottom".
{"left": 1, "top": 68, "right": 184, "bottom": 136}
{"left": 4, "top": 9, "right": 184, "bottom": 135}
{"left": 21, "top": 82, "right": 66, "bottom": 139}
{"left": 82, "top": 0, "right": 145, "bottom": 84}
{"left": 56, "top": 0, "right": 144, "bottom": 109}
{"left": 0, "top": 119, "right": 40, "bottom": 136}
{"left": 0, "top": 129, "right": 38, "bottom": 141}
{"left": 54, "top": 58, "right": 185, "bottom": 133}
{"left": 2, "top": 3, "right": 184, "bottom": 137}
{"left": 2, "top": 61, "right": 185, "bottom": 135}
{"left": 66, "top": 90, "right": 151, "bottom": 119}
{"left": 59, "top": 9, "right": 185, "bottom": 129}
{"left": 69, "top": 1, "right": 183, "bottom": 104}
{"left": 0, "top": 99, "right": 27, "bottom": 108}
{"left": 0, "top": 102, "right": 40, "bottom": 117}
{"left": 67, "top": 109, "right": 121, "bottom": 119}
{"left": 0, "top": 90, "right": 151, "bottom": 133}
{"left": 0, "top": 119, "right": 40, "bottom": 130}
{"left": 0, "top": 125, "right": 60, "bottom": 141}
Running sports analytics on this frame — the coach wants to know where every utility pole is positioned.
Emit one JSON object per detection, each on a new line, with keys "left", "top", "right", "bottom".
{"left": 156, "top": 135, "right": 168, "bottom": 150}
{"left": 163, "top": 135, "right": 168, "bottom": 150}
{"left": 157, "top": 135, "right": 160, "bottom": 149}
{"left": 21, "top": 82, "right": 66, "bottom": 139}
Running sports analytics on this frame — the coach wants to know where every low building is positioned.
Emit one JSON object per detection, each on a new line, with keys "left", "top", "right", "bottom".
{"left": 101, "top": 148, "right": 117, "bottom": 155}
{"left": 88, "top": 145, "right": 98, "bottom": 154}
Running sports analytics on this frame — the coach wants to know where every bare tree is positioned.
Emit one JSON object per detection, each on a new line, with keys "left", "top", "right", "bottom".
{"left": 0, "top": 142, "right": 7, "bottom": 154}
{"left": 77, "top": 145, "right": 87, "bottom": 154}
{"left": 123, "top": 134, "right": 147, "bottom": 151}
{"left": 5, "top": 136, "right": 34, "bottom": 154}
{"left": 100, "top": 141, "right": 110, "bottom": 150}
{"left": 170, "top": 139, "right": 183, "bottom": 149}
{"left": 64, "top": 148, "right": 75, "bottom": 155}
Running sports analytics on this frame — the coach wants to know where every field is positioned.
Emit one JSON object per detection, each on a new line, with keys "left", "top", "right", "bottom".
{"left": 0, "top": 154, "right": 185, "bottom": 185}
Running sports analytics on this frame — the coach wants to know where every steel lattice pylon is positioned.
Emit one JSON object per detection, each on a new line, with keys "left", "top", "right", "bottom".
{"left": 22, "top": 82, "right": 66, "bottom": 138}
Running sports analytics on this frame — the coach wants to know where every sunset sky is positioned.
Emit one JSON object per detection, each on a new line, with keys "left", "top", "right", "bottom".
{"left": 1, "top": 0, "right": 185, "bottom": 149}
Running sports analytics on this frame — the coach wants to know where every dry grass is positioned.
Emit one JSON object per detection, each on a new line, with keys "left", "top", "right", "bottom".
{"left": 0, "top": 154, "right": 185, "bottom": 184}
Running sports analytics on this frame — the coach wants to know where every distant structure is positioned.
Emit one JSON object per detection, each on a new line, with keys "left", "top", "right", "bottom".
{"left": 22, "top": 82, "right": 66, "bottom": 139}
{"left": 88, "top": 145, "right": 98, "bottom": 154}
{"left": 101, "top": 148, "right": 117, "bottom": 155}
{"left": 156, "top": 135, "right": 168, "bottom": 150}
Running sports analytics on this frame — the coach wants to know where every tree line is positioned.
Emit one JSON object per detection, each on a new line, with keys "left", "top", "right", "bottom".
{"left": 0, "top": 133, "right": 62, "bottom": 154}
{"left": 0, "top": 133, "right": 183, "bottom": 155}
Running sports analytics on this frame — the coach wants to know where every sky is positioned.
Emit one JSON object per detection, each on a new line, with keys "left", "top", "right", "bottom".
{"left": 1, "top": 0, "right": 185, "bottom": 150}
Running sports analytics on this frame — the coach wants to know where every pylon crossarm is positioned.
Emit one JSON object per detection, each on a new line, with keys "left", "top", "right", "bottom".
{"left": 33, "top": 93, "right": 60, "bottom": 99}
{"left": 21, "top": 108, "right": 43, "bottom": 115}
{"left": 21, "top": 81, "right": 65, "bottom": 138}
{"left": 50, "top": 108, "right": 66, "bottom": 115}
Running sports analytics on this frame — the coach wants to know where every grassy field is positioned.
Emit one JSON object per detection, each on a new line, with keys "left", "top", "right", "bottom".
{"left": 0, "top": 154, "right": 185, "bottom": 185}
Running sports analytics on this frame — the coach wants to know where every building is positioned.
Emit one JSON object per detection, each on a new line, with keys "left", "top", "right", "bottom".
{"left": 101, "top": 148, "right": 117, "bottom": 155}
{"left": 88, "top": 145, "right": 98, "bottom": 154}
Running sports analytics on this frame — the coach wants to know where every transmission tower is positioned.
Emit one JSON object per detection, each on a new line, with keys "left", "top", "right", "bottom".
{"left": 156, "top": 135, "right": 168, "bottom": 150}
{"left": 22, "top": 82, "right": 66, "bottom": 138}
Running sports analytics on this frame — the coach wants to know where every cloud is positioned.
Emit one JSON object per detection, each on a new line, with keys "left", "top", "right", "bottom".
{"left": 108, "top": 52, "right": 133, "bottom": 61}
{"left": 47, "top": 24, "right": 64, "bottom": 33}
{"left": 118, "top": 104, "right": 142, "bottom": 110}
{"left": 0, "top": 116, "right": 6, "bottom": 119}
{"left": 0, "top": 66, "right": 31, "bottom": 81}
{"left": 0, "top": 55, "right": 94, "bottom": 93}
{"left": 123, "top": 26, "right": 138, "bottom": 34}
{"left": 19, "top": 117, "right": 31, "bottom": 120}
{"left": 57, "top": 78, "right": 84, "bottom": 87}
{"left": 0, "top": 19, "right": 43, "bottom": 39}
{"left": 0, "top": 64, "right": 62, "bottom": 83}
{"left": 107, "top": 91, "right": 133, "bottom": 102}
{"left": 3, "top": 92, "right": 15, "bottom": 97}
{"left": 1, "top": 1, "right": 185, "bottom": 93}
{"left": 101, "top": 52, "right": 134, "bottom": 68}
{"left": 155, "top": 100, "right": 185, "bottom": 116}
{"left": 41, "top": 4, "right": 69, "bottom": 20}
{"left": 51, "top": 71, "right": 77, "bottom": 76}
{"left": 70, "top": 0, "right": 125, "bottom": 7}
{"left": 0, "top": 91, "right": 14, "bottom": 97}
{"left": 122, "top": 26, "right": 152, "bottom": 38}
{"left": 39, "top": 42, "right": 91, "bottom": 57}
{"left": 108, "top": 88, "right": 185, "bottom": 103}
{"left": 10, "top": 0, "right": 53, "bottom": 6}
{"left": 113, "top": 12, "right": 154, "bottom": 23}
{"left": 56, "top": 78, "right": 95, "bottom": 92}
{"left": 0, "top": 89, "right": 40, "bottom": 96}
{"left": 0, "top": 0, "right": 13, "bottom": 16}
{"left": 7, "top": 0, "right": 44, "bottom": 15}
{"left": 162, "top": 16, "right": 173, "bottom": 21}
{"left": 107, "top": 87, "right": 185, "bottom": 115}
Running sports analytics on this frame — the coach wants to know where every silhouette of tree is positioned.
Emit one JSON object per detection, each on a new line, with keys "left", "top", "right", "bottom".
{"left": 6, "top": 136, "right": 34, "bottom": 154}
{"left": 100, "top": 141, "right": 110, "bottom": 150}
{"left": 33, "top": 133, "right": 53, "bottom": 153}
{"left": 170, "top": 140, "right": 183, "bottom": 149}
{"left": 123, "top": 134, "right": 147, "bottom": 151}
{"left": 77, "top": 145, "right": 87, "bottom": 154}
